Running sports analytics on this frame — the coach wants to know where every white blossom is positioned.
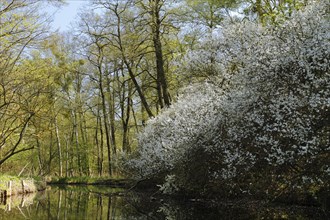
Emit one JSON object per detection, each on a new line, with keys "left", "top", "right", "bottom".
{"left": 129, "top": 1, "right": 330, "bottom": 189}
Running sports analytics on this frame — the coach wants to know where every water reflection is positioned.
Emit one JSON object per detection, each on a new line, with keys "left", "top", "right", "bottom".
{"left": 0, "top": 185, "right": 328, "bottom": 220}
{"left": 0, "top": 186, "right": 149, "bottom": 220}
{"left": 0, "top": 191, "right": 35, "bottom": 212}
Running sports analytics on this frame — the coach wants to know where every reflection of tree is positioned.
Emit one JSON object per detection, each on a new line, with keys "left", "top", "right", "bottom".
{"left": 96, "top": 194, "right": 102, "bottom": 219}
{"left": 0, "top": 192, "right": 36, "bottom": 212}
{"left": 1, "top": 186, "right": 327, "bottom": 219}
{"left": 30, "top": 186, "right": 135, "bottom": 219}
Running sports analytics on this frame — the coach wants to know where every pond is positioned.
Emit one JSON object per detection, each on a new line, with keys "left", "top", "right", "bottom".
{"left": 0, "top": 185, "right": 328, "bottom": 219}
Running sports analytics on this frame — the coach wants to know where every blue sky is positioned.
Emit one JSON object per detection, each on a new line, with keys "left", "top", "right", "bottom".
{"left": 46, "top": 0, "right": 89, "bottom": 31}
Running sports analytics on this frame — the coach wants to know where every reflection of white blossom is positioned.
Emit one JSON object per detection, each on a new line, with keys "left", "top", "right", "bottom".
{"left": 157, "top": 203, "right": 180, "bottom": 220}
{"left": 158, "top": 175, "right": 179, "bottom": 195}
{"left": 129, "top": 1, "right": 330, "bottom": 187}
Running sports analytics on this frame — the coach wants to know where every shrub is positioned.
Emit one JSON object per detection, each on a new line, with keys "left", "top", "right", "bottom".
{"left": 129, "top": 1, "right": 330, "bottom": 199}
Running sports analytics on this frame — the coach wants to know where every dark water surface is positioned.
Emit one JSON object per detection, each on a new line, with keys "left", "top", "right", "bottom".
{"left": 0, "top": 185, "right": 328, "bottom": 219}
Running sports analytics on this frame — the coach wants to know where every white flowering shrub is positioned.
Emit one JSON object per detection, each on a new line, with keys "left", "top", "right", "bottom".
{"left": 129, "top": 1, "right": 330, "bottom": 199}
{"left": 128, "top": 82, "right": 224, "bottom": 177}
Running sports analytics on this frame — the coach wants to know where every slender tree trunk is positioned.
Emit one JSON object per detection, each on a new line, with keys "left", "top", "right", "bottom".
{"left": 36, "top": 136, "right": 43, "bottom": 175}
{"left": 131, "top": 98, "right": 139, "bottom": 133}
{"left": 48, "top": 130, "right": 53, "bottom": 175}
{"left": 95, "top": 103, "right": 104, "bottom": 176}
{"left": 123, "top": 59, "right": 154, "bottom": 118}
{"left": 79, "top": 111, "right": 90, "bottom": 176}
{"left": 54, "top": 116, "right": 63, "bottom": 177}
{"left": 106, "top": 75, "right": 117, "bottom": 155}
{"left": 65, "top": 136, "right": 69, "bottom": 177}
{"left": 95, "top": 112, "right": 100, "bottom": 176}
{"left": 98, "top": 67, "right": 112, "bottom": 176}
{"left": 71, "top": 109, "right": 82, "bottom": 176}
{"left": 122, "top": 82, "right": 132, "bottom": 153}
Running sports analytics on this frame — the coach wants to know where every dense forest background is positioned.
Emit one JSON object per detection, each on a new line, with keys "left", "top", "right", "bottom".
{"left": 0, "top": 0, "right": 329, "bottom": 201}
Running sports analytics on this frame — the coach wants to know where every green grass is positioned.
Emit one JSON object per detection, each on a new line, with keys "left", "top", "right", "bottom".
{"left": 0, "top": 175, "right": 45, "bottom": 192}
{"left": 0, "top": 175, "right": 22, "bottom": 190}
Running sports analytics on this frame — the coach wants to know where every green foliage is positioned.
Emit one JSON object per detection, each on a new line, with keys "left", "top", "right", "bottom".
{"left": 246, "top": 0, "right": 312, "bottom": 25}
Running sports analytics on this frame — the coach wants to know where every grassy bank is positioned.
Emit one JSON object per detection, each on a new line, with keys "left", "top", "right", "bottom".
{"left": 48, "top": 176, "right": 134, "bottom": 188}
{"left": 0, "top": 175, "right": 46, "bottom": 200}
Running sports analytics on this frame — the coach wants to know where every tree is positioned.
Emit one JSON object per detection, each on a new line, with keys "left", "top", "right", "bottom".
{"left": 137, "top": 0, "right": 173, "bottom": 108}
{"left": 44, "top": 34, "right": 92, "bottom": 176}
{"left": 185, "top": 0, "right": 241, "bottom": 30}
{"left": 0, "top": 0, "right": 52, "bottom": 168}
{"left": 246, "top": 0, "right": 311, "bottom": 25}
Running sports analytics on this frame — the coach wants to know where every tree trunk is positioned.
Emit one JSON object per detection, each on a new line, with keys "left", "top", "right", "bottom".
{"left": 106, "top": 75, "right": 117, "bottom": 155}
{"left": 151, "top": 0, "right": 171, "bottom": 108}
{"left": 98, "top": 67, "right": 112, "bottom": 176}
{"left": 54, "top": 116, "right": 63, "bottom": 177}
{"left": 64, "top": 136, "right": 69, "bottom": 177}
{"left": 123, "top": 59, "right": 154, "bottom": 118}
{"left": 71, "top": 109, "right": 82, "bottom": 176}
{"left": 122, "top": 82, "right": 132, "bottom": 153}
{"left": 36, "top": 136, "right": 43, "bottom": 175}
{"left": 95, "top": 102, "right": 104, "bottom": 176}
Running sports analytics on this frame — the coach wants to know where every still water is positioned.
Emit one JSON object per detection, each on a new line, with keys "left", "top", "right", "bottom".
{"left": 0, "top": 185, "right": 328, "bottom": 219}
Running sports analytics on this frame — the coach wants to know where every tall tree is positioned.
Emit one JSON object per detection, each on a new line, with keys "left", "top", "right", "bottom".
{"left": 0, "top": 0, "right": 51, "bottom": 167}
{"left": 138, "top": 0, "right": 172, "bottom": 108}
